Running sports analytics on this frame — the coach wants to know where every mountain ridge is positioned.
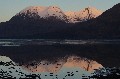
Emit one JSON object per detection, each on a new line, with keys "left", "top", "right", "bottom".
{"left": 65, "top": 7, "right": 102, "bottom": 23}
{"left": 14, "top": 6, "right": 102, "bottom": 23}
{"left": 0, "top": 3, "right": 120, "bottom": 39}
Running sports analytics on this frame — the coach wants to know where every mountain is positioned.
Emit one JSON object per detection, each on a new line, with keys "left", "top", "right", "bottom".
{"left": 11, "top": 6, "right": 101, "bottom": 23}
{"left": 48, "top": 3, "right": 120, "bottom": 39}
{"left": 0, "top": 3, "right": 120, "bottom": 39}
{"left": 0, "top": 6, "right": 69, "bottom": 38}
{"left": 65, "top": 7, "right": 102, "bottom": 23}
{"left": 0, "top": 6, "right": 102, "bottom": 38}
{"left": 71, "top": 3, "right": 120, "bottom": 39}
{"left": 15, "top": 6, "right": 68, "bottom": 22}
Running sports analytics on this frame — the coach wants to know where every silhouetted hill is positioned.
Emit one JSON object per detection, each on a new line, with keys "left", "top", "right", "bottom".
{"left": 0, "top": 15, "right": 71, "bottom": 38}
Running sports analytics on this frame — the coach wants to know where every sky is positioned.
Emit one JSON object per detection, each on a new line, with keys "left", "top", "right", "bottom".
{"left": 0, "top": 0, "right": 120, "bottom": 22}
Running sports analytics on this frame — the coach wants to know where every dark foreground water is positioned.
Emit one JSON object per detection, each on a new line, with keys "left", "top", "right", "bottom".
{"left": 0, "top": 39, "right": 120, "bottom": 67}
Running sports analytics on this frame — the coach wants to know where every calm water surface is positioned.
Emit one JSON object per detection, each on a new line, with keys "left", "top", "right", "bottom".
{"left": 0, "top": 39, "right": 120, "bottom": 67}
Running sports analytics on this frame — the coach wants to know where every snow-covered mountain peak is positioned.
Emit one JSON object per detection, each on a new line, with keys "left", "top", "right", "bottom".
{"left": 65, "top": 7, "right": 102, "bottom": 23}
{"left": 16, "top": 6, "right": 67, "bottom": 21}
{"left": 47, "top": 5, "right": 64, "bottom": 14}
{"left": 82, "top": 6, "right": 102, "bottom": 16}
{"left": 48, "top": 5, "right": 60, "bottom": 9}
{"left": 15, "top": 6, "right": 102, "bottom": 23}
{"left": 43, "top": 5, "right": 66, "bottom": 19}
{"left": 19, "top": 6, "right": 47, "bottom": 14}
{"left": 84, "top": 6, "right": 98, "bottom": 10}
